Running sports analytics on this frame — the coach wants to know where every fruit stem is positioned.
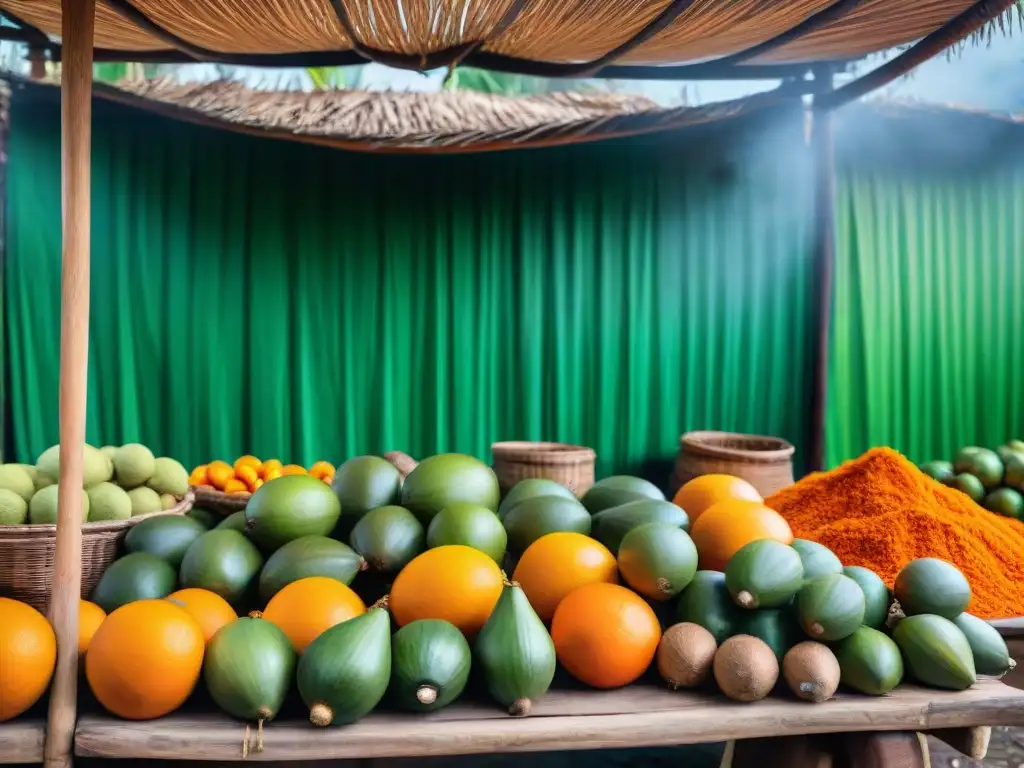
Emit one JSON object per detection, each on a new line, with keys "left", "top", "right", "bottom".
{"left": 735, "top": 590, "right": 756, "bottom": 609}
{"left": 503, "top": 577, "right": 520, "bottom": 588}
{"left": 309, "top": 703, "right": 334, "bottom": 727}
{"left": 809, "top": 621, "right": 824, "bottom": 637}
{"left": 656, "top": 577, "right": 672, "bottom": 596}
{"left": 508, "top": 697, "right": 532, "bottom": 717}
{"left": 416, "top": 685, "right": 439, "bottom": 705}
{"left": 371, "top": 594, "right": 390, "bottom": 611}
{"left": 359, "top": 557, "right": 370, "bottom": 572}
{"left": 248, "top": 610, "right": 264, "bottom": 619}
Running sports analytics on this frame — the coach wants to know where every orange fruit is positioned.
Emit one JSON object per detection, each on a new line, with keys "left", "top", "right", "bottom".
{"left": 689, "top": 499, "right": 793, "bottom": 572}
{"left": 391, "top": 545, "right": 503, "bottom": 637}
{"left": 188, "top": 465, "right": 209, "bottom": 486}
{"left": 206, "top": 461, "right": 235, "bottom": 491}
{"left": 264, "top": 577, "right": 365, "bottom": 654}
{"left": 260, "top": 459, "right": 283, "bottom": 479}
{"left": 166, "top": 588, "right": 237, "bottom": 644}
{"left": 223, "top": 478, "right": 249, "bottom": 494}
{"left": 262, "top": 468, "right": 282, "bottom": 483}
{"left": 512, "top": 532, "right": 618, "bottom": 621}
{"left": 281, "top": 464, "right": 307, "bottom": 476}
{"left": 253, "top": 478, "right": 264, "bottom": 491}
{"left": 79, "top": 600, "right": 107, "bottom": 656}
{"left": 672, "top": 474, "right": 762, "bottom": 526}
{"left": 233, "top": 455, "right": 262, "bottom": 474}
{"left": 308, "top": 461, "right": 335, "bottom": 480}
{"left": 85, "top": 599, "right": 204, "bottom": 720}
{"left": 0, "top": 598, "right": 57, "bottom": 722}
{"left": 551, "top": 582, "right": 661, "bottom": 689}
{"left": 235, "top": 465, "right": 259, "bottom": 491}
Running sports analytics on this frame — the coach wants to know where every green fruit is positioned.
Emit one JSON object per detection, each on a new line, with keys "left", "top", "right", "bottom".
{"left": 581, "top": 475, "right": 665, "bottom": 514}
{"left": 893, "top": 558, "right": 970, "bottom": 619}
{"left": 735, "top": 608, "right": 802, "bottom": 662}
{"left": 203, "top": 615, "right": 296, "bottom": 721}
{"left": 842, "top": 566, "right": 891, "bottom": 629}
{"left": 36, "top": 444, "right": 112, "bottom": 488}
{"left": 502, "top": 496, "right": 591, "bottom": 555}
{"left": 796, "top": 574, "right": 865, "bottom": 642}
{"left": 0, "top": 489, "right": 28, "bottom": 525}
{"left": 245, "top": 475, "right": 341, "bottom": 552}
{"left": 675, "top": 570, "right": 744, "bottom": 645}
{"left": 187, "top": 506, "right": 219, "bottom": 529}
{"left": 0, "top": 464, "right": 36, "bottom": 502}
{"left": 725, "top": 539, "right": 804, "bottom": 610}
{"left": 952, "top": 613, "right": 1016, "bottom": 677}
{"left": 100, "top": 445, "right": 118, "bottom": 462}
{"left": 91, "top": 552, "right": 178, "bottom": 613}
{"left": 127, "top": 486, "right": 163, "bottom": 517}
{"left": 217, "top": 510, "right": 248, "bottom": 531}
{"left": 124, "top": 514, "right": 207, "bottom": 568}
{"left": 893, "top": 614, "right": 976, "bottom": 690}
{"left": 1009, "top": 439, "right": 1024, "bottom": 453}
{"left": 983, "top": 487, "right": 1024, "bottom": 520}
{"left": 833, "top": 626, "right": 904, "bottom": 695}
{"left": 1004, "top": 452, "right": 1024, "bottom": 492}
{"left": 919, "top": 460, "right": 954, "bottom": 484}
{"left": 400, "top": 453, "right": 500, "bottom": 524}
{"left": 180, "top": 529, "right": 264, "bottom": 607}
{"left": 259, "top": 535, "right": 366, "bottom": 603}
{"left": 953, "top": 447, "right": 1003, "bottom": 490}
{"left": 86, "top": 482, "right": 132, "bottom": 522}
{"left": 790, "top": 539, "right": 842, "bottom": 579}
{"left": 113, "top": 443, "right": 157, "bottom": 489}
{"left": 426, "top": 502, "right": 507, "bottom": 563}
{"left": 160, "top": 493, "right": 178, "bottom": 510}
{"left": 29, "top": 484, "right": 89, "bottom": 524}
{"left": 390, "top": 619, "right": 471, "bottom": 712}
{"left": 474, "top": 582, "right": 556, "bottom": 716}
{"left": 618, "top": 522, "right": 698, "bottom": 601}
{"left": 948, "top": 473, "right": 985, "bottom": 502}
{"left": 591, "top": 499, "right": 688, "bottom": 554}
{"left": 498, "top": 479, "right": 576, "bottom": 520}
{"left": 349, "top": 505, "right": 425, "bottom": 573}
{"left": 297, "top": 604, "right": 391, "bottom": 726}
{"left": 331, "top": 456, "right": 402, "bottom": 528}
{"left": 147, "top": 457, "right": 189, "bottom": 497}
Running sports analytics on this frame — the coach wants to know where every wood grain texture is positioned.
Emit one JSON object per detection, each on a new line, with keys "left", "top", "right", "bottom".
{"left": 74, "top": 680, "right": 1024, "bottom": 761}
{"left": 0, "top": 719, "right": 46, "bottom": 764}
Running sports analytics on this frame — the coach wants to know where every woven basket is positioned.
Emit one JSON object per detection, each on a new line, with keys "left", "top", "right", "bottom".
{"left": 191, "top": 486, "right": 251, "bottom": 515}
{"left": 671, "top": 431, "right": 795, "bottom": 499}
{"left": 0, "top": 491, "right": 194, "bottom": 613}
{"left": 491, "top": 441, "right": 597, "bottom": 497}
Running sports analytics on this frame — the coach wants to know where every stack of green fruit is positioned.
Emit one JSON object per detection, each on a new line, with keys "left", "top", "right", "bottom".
{"left": 920, "top": 440, "right": 1024, "bottom": 520}
{"left": 0, "top": 443, "right": 189, "bottom": 526}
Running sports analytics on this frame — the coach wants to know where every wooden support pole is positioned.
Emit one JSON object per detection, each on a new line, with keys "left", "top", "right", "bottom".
{"left": 44, "top": 1, "right": 94, "bottom": 767}
{"left": 807, "top": 67, "right": 836, "bottom": 473}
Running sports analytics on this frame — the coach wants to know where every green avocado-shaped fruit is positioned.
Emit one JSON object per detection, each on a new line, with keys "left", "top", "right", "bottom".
{"left": 180, "top": 529, "right": 264, "bottom": 608}
{"left": 91, "top": 552, "right": 178, "bottom": 613}
{"left": 124, "top": 514, "right": 207, "bottom": 568}
{"left": 948, "top": 472, "right": 985, "bottom": 502}
{"left": 498, "top": 479, "right": 577, "bottom": 520}
{"left": 245, "top": 475, "right": 341, "bottom": 552}
{"left": 952, "top": 613, "right": 1016, "bottom": 677}
{"left": 842, "top": 566, "right": 891, "bottom": 629}
{"left": 833, "top": 626, "right": 904, "bottom": 695}
{"left": 216, "top": 510, "right": 248, "bottom": 532}
{"left": 400, "top": 453, "right": 500, "bottom": 524}
{"left": 893, "top": 614, "right": 976, "bottom": 690}
{"left": 725, "top": 539, "right": 804, "bottom": 610}
{"left": 591, "top": 499, "right": 689, "bottom": 554}
{"left": 502, "top": 496, "right": 591, "bottom": 555}
{"left": 675, "top": 570, "right": 745, "bottom": 646}
{"left": 259, "top": 535, "right": 366, "bottom": 603}
{"left": 427, "top": 502, "right": 507, "bottom": 563}
{"left": 297, "top": 602, "right": 392, "bottom": 726}
{"left": 735, "top": 607, "right": 802, "bottom": 662}
{"left": 796, "top": 573, "right": 865, "bottom": 642}
{"left": 331, "top": 456, "right": 402, "bottom": 533}
{"left": 894, "top": 558, "right": 970, "bottom": 619}
{"left": 953, "top": 446, "right": 1004, "bottom": 490}
{"left": 187, "top": 506, "right": 219, "bottom": 529}
{"left": 920, "top": 460, "right": 955, "bottom": 484}
{"left": 581, "top": 475, "right": 665, "bottom": 515}
{"left": 618, "top": 522, "right": 698, "bottom": 601}
{"left": 350, "top": 505, "right": 425, "bottom": 573}
{"left": 475, "top": 580, "right": 556, "bottom": 716}
{"left": 983, "top": 487, "right": 1024, "bottom": 520}
{"left": 790, "top": 539, "right": 843, "bottom": 580}
{"left": 203, "top": 614, "right": 296, "bottom": 722}
{"left": 390, "top": 619, "right": 471, "bottom": 712}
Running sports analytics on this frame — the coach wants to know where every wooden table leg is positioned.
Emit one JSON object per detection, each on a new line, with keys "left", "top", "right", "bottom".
{"left": 839, "top": 732, "right": 929, "bottom": 768}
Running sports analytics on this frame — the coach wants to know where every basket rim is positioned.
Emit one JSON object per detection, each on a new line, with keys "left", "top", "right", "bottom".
{"left": 0, "top": 491, "right": 194, "bottom": 538}
{"left": 680, "top": 430, "right": 795, "bottom": 463}
{"left": 192, "top": 485, "right": 253, "bottom": 501}
{"left": 491, "top": 441, "right": 596, "bottom": 465}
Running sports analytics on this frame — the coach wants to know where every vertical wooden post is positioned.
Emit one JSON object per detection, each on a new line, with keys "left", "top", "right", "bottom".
{"left": 44, "top": 1, "right": 94, "bottom": 767}
{"left": 807, "top": 66, "right": 836, "bottom": 474}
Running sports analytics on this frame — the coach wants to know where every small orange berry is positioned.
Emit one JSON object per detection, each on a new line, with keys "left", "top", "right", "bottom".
{"left": 235, "top": 465, "right": 259, "bottom": 491}
{"left": 206, "top": 461, "right": 235, "bottom": 491}
{"left": 233, "top": 455, "right": 262, "bottom": 474}
{"left": 223, "top": 478, "right": 249, "bottom": 495}
{"left": 260, "top": 459, "right": 282, "bottom": 479}
{"left": 188, "top": 465, "right": 209, "bottom": 486}
{"left": 281, "top": 464, "right": 306, "bottom": 476}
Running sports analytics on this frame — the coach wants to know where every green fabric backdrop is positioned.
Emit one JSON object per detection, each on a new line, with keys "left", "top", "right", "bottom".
{"left": 3, "top": 93, "right": 816, "bottom": 478}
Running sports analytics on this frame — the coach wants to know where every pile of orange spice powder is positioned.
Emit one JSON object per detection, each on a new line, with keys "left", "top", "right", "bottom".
{"left": 766, "top": 447, "right": 1024, "bottom": 619}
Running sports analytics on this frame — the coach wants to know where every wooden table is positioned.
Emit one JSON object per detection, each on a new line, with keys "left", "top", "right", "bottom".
{"left": 0, "top": 718, "right": 45, "bottom": 764}
{"left": 74, "top": 679, "right": 1024, "bottom": 762}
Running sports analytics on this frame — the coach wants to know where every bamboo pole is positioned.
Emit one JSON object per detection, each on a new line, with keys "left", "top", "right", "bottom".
{"left": 44, "top": 1, "right": 95, "bottom": 766}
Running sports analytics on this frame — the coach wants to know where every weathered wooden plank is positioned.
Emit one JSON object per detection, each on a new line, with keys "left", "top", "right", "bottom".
{"left": 0, "top": 719, "right": 46, "bottom": 764}
{"left": 74, "top": 680, "right": 1024, "bottom": 762}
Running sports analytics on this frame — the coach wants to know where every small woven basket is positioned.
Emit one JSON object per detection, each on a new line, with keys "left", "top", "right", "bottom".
{"left": 191, "top": 486, "right": 251, "bottom": 515}
{"left": 671, "top": 431, "right": 795, "bottom": 499}
{"left": 0, "top": 491, "right": 194, "bottom": 613}
{"left": 491, "top": 441, "right": 597, "bottom": 497}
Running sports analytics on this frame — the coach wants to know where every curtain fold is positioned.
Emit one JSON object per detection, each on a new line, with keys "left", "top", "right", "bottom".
{"left": 4, "top": 94, "right": 815, "bottom": 478}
